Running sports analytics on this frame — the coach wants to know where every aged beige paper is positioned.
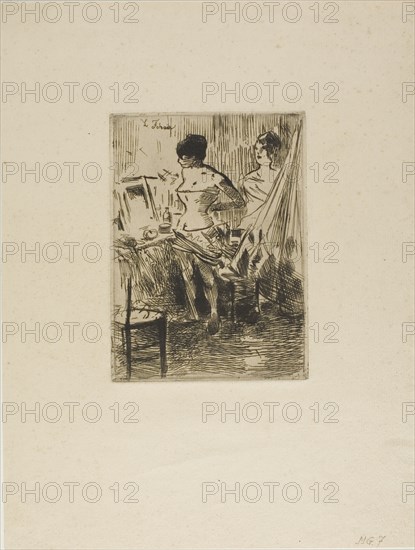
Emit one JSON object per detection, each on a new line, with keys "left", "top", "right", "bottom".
{"left": 2, "top": 1, "right": 414, "bottom": 549}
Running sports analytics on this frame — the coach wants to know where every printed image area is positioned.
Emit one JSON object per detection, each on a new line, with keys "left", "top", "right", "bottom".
{"left": 111, "top": 113, "right": 306, "bottom": 381}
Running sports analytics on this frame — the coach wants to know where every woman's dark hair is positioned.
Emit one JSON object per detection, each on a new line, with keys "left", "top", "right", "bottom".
{"left": 257, "top": 131, "right": 281, "bottom": 157}
{"left": 176, "top": 134, "right": 207, "bottom": 160}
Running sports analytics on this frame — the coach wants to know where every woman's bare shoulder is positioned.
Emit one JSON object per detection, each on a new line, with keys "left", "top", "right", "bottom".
{"left": 244, "top": 168, "right": 260, "bottom": 178}
{"left": 203, "top": 164, "right": 222, "bottom": 175}
{"left": 242, "top": 170, "right": 262, "bottom": 186}
{"left": 203, "top": 164, "right": 232, "bottom": 184}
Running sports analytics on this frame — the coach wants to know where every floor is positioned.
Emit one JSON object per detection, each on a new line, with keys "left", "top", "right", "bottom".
{"left": 112, "top": 301, "right": 305, "bottom": 381}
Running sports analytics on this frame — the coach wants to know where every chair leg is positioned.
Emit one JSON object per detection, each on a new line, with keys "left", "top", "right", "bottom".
{"left": 230, "top": 282, "right": 236, "bottom": 322}
{"left": 158, "top": 317, "right": 168, "bottom": 378}
{"left": 255, "top": 279, "right": 261, "bottom": 314}
{"left": 125, "top": 326, "right": 132, "bottom": 380}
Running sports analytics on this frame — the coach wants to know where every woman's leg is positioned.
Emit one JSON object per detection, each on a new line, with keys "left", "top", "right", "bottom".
{"left": 196, "top": 260, "right": 220, "bottom": 334}
{"left": 174, "top": 250, "right": 199, "bottom": 320}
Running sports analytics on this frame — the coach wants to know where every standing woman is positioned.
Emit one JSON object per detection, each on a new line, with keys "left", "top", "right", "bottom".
{"left": 233, "top": 127, "right": 304, "bottom": 317}
{"left": 239, "top": 131, "right": 281, "bottom": 229}
{"left": 231, "top": 131, "right": 282, "bottom": 277}
{"left": 172, "top": 134, "right": 245, "bottom": 334}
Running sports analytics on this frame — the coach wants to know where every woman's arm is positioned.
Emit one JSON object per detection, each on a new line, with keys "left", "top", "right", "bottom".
{"left": 210, "top": 172, "right": 245, "bottom": 211}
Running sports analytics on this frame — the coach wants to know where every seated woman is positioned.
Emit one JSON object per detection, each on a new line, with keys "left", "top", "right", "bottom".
{"left": 172, "top": 134, "right": 245, "bottom": 334}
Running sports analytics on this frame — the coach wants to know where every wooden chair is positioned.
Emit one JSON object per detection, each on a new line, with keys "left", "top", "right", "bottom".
{"left": 115, "top": 277, "right": 167, "bottom": 379}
